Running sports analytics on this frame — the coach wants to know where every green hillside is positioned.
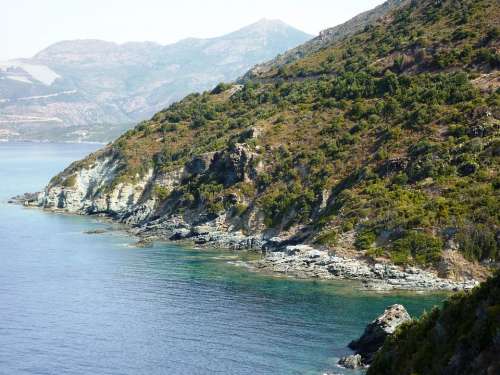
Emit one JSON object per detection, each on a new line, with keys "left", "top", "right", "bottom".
{"left": 368, "top": 271, "right": 500, "bottom": 374}
{"left": 57, "top": 0, "right": 499, "bottom": 270}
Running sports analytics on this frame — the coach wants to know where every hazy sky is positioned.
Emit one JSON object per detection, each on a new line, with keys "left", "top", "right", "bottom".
{"left": 2, "top": 0, "right": 385, "bottom": 61}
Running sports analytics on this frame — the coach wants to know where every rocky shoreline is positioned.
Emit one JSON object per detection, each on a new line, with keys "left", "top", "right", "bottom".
{"left": 12, "top": 193, "right": 479, "bottom": 292}
{"left": 131, "top": 216, "right": 479, "bottom": 291}
{"left": 249, "top": 245, "right": 479, "bottom": 291}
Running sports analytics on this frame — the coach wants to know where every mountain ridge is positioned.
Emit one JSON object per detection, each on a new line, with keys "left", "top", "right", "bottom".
{"left": 243, "top": 0, "right": 406, "bottom": 80}
{"left": 33, "top": 18, "right": 298, "bottom": 62}
{"left": 0, "top": 19, "right": 311, "bottom": 142}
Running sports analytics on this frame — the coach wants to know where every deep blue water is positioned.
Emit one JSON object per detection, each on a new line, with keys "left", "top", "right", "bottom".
{"left": 0, "top": 142, "right": 445, "bottom": 375}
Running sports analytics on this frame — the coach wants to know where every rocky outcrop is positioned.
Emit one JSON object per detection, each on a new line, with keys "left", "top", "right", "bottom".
{"left": 339, "top": 304, "right": 411, "bottom": 369}
{"left": 338, "top": 354, "right": 363, "bottom": 369}
{"left": 36, "top": 151, "right": 153, "bottom": 218}
{"left": 253, "top": 245, "right": 479, "bottom": 291}
{"left": 367, "top": 273, "right": 500, "bottom": 375}
{"left": 349, "top": 304, "right": 411, "bottom": 361}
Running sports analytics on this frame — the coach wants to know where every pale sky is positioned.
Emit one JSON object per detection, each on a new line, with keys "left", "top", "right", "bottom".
{"left": 2, "top": 0, "right": 385, "bottom": 61}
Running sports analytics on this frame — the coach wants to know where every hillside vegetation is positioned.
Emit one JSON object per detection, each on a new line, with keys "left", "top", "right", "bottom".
{"left": 245, "top": 0, "right": 404, "bottom": 78}
{"left": 368, "top": 271, "right": 500, "bottom": 375}
{"left": 53, "top": 0, "right": 499, "bottom": 272}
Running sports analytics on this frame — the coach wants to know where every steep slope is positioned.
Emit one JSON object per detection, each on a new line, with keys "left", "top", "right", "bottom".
{"left": 0, "top": 20, "right": 311, "bottom": 142}
{"left": 368, "top": 272, "right": 500, "bottom": 375}
{"left": 29, "top": 0, "right": 499, "bottom": 286}
{"left": 244, "top": 0, "right": 405, "bottom": 79}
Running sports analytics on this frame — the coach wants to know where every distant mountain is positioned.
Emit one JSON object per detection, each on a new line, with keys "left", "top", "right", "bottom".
{"left": 0, "top": 19, "right": 311, "bottom": 142}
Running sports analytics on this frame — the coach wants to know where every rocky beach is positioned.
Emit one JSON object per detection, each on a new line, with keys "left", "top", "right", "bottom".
{"left": 13, "top": 192, "right": 479, "bottom": 292}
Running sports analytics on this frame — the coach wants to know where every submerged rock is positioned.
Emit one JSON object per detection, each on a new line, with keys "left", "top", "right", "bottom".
{"left": 169, "top": 228, "right": 191, "bottom": 241}
{"left": 84, "top": 229, "right": 107, "bottom": 235}
{"left": 133, "top": 238, "right": 154, "bottom": 248}
{"left": 339, "top": 304, "right": 411, "bottom": 367}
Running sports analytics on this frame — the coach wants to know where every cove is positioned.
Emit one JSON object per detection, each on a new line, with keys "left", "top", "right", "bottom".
{"left": 0, "top": 142, "right": 445, "bottom": 375}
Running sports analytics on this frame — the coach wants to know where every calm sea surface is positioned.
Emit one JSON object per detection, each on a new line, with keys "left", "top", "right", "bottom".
{"left": 0, "top": 142, "right": 445, "bottom": 375}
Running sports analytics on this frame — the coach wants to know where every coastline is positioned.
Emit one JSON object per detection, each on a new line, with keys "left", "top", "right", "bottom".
{"left": 0, "top": 139, "right": 106, "bottom": 145}
{"left": 12, "top": 195, "right": 480, "bottom": 292}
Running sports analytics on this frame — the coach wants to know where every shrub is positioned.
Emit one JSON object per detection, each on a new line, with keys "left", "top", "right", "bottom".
{"left": 392, "top": 231, "right": 443, "bottom": 265}
{"left": 392, "top": 172, "right": 409, "bottom": 185}
{"left": 315, "top": 230, "right": 338, "bottom": 246}
{"left": 366, "top": 247, "right": 384, "bottom": 259}
{"left": 342, "top": 220, "right": 355, "bottom": 232}
{"left": 62, "top": 174, "right": 77, "bottom": 188}
{"left": 233, "top": 203, "right": 248, "bottom": 216}
{"left": 211, "top": 82, "right": 232, "bottom": 94}
{"left": 456, "top": 224, "right": 499, "bottom": 261}
{"left": 154, "top": 185, "right": 170, "bottom": 200}
{"left": 355, "top": 230, "right": 377, "bottom": 250}
{"left": 457, "top": 160, "right": 478, "bottom": 176}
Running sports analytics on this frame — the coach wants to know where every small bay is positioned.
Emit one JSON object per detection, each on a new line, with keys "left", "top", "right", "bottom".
{"left": 0, "top": 142, "right": 445, "bottom": 375}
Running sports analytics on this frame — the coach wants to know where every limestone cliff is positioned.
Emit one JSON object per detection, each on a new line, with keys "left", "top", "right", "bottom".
{"left": 34, "top": 142, "right": 267, "bottom": 247}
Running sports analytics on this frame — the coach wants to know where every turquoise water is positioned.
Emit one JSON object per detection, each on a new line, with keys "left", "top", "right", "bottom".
{"left": 0, "top": 142, "right": 445, "bottom": 375}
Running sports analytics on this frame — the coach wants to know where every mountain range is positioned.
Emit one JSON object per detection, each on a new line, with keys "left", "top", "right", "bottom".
{"left": 0, "top": 19, "right": 311, "bottom": 142}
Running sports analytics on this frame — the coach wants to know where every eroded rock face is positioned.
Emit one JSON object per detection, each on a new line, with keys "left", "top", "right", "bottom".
{"left": 37, "top": 152, "right": 154, "bottom": 219}
{"left": 29, "top": 143, "right": 265, "bottom": 236}
{"left": 208, "top": 143, "right": 258, "bottom": 186}
{"left": 342, "top": 304, "right": 411, "bottom": 366}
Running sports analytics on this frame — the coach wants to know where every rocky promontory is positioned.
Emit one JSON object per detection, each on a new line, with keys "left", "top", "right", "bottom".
{"left": 338, "top": 304, "right": 411, "bottom": 369}
{"left": 367, "top": 273, "right": 500, "bottom": 375}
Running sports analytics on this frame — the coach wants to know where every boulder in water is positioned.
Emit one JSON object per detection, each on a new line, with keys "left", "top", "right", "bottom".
{"left": 338, "top": 354, "right": 363, "bottom": 369}
{"left": 339, "top": 304, "right": 411, "bottom": 367}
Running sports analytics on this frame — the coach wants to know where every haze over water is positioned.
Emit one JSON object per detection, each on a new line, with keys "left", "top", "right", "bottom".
{"left": 0, "top": 142, "right": 445, "bottom": 374}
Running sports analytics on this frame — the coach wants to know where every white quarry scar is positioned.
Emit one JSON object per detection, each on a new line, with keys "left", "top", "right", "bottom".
{"left": 17, "top": 90, "right": 77, "bottom": 101}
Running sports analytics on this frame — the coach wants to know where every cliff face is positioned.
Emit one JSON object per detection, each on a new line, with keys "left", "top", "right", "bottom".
{"left": 31, "top": 144, "right": 480, "bottom": 291}
{"left": 29, "top": 0, "right": 499, "bottom": 288}
{"left": 37, "top": 142, "right": 266, "bottom": 239}
{"left": 41, "top": 149, "right": 153, "bottom": 217}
